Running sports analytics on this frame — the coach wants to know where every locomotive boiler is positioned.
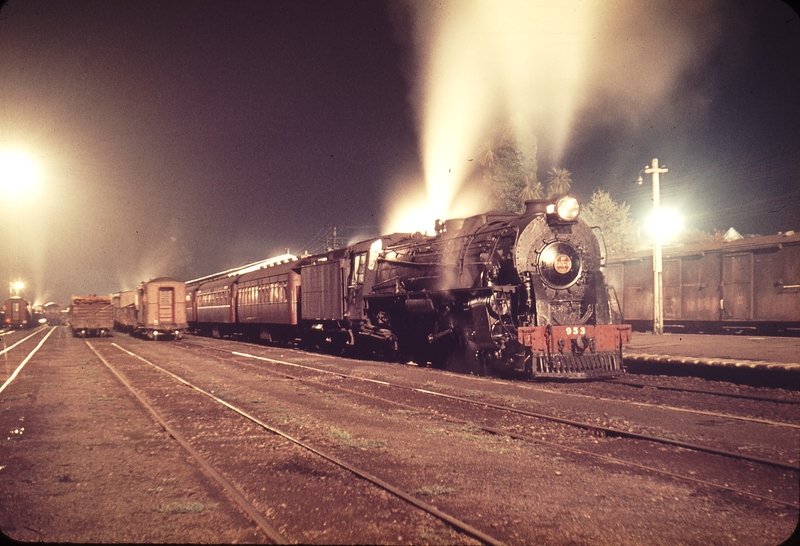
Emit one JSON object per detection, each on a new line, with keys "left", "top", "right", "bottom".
{"left": 354, "top": 196, "right": 631, "bottom": 378}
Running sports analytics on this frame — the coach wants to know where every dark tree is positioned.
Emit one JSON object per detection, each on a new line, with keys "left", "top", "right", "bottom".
{"left": 546, "top": 167, "right": 572, "bottom": 198}
{"left": 582, "top": 189, "right": 641, "bottom": 257}
{"left": 479, "top": 127, "right": 539, "bottom": 213}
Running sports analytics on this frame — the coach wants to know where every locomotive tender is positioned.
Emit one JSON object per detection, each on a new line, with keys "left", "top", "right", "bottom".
{"left": 187, "top": 195, "right": 631, "bottom": 379}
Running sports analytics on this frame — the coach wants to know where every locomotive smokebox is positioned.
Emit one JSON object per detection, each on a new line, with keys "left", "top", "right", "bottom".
{"left": 524, "top": 200, "right": 549, "bottom": 216}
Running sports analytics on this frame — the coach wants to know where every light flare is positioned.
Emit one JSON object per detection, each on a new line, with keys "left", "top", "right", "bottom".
{"left": 649, "top": 209, "right": 683, "bottom": 241}
{"left": 384, "top": 184, "right": 441, "bottom": 235}
{"left": 383, "top": 173, "right": 490, "bottom": 235}
{"left": 0, "top": 150, "right": 40, "bottom": 199}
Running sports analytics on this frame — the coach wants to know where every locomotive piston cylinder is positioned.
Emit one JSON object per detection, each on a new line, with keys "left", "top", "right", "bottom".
{"left": 405, "top": 298, "right": 436, "bottom": 314}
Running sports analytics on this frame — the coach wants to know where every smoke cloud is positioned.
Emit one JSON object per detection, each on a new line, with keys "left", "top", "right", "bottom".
{"left": 386, "top": 0, "right": 730, "bottom": 233}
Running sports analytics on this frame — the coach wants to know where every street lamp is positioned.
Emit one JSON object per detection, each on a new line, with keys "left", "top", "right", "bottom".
{"left": 0, "top": 150, "right": 39, "bottom": 198}
{"left": 10, "top": 281, "right": 25, "bottom": 298}
{"left": 1, "top": 151, "right": 39, "bottom": 301}
{"left": 638, "top": 158, "right": 668, "bottom": 335}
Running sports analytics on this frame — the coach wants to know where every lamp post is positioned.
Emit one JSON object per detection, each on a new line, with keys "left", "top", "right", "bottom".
{"left": 639, "top": 158, "right": 668, "bottom": 335}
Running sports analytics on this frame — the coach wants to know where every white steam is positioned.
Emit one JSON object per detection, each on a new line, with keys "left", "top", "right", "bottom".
{"left": 386, "top": 0, "right": 729, "bottom": 233}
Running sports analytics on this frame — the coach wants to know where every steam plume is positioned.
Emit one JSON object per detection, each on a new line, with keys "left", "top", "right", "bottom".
{"left": 386, "top": 0, "right": 729, "bottom": 233}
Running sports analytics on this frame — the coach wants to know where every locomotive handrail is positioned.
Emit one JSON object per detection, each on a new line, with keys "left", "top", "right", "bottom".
{"left": 590, "top": 225, "right": 608, "bottom": 267}
{"left": 383, "top": 223, "right": 516, "bottom": 252}
{"left": 369, "top": 276, "right": 402, "bottom": 290}
{"left": 377, "top": 257, "right": 440, "bottom": 267}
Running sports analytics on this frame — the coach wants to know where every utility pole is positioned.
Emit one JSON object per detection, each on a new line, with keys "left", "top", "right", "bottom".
{"left": 324, "top": 226, "right": 345, "bottom": 251}
{"left": 644, "top": 158, "right": 668, "bottom": 335}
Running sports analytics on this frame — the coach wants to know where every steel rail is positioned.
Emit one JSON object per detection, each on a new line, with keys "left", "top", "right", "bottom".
{"left": 180, "top": 341, "right": 800, "bottom": 510}
{"left": 216, "top": 346, "right": 800, "bottom": 472}
{"left": 0, "top": 326, "right": 49, "bottom": 356}
{"left": 514, "top": 383, "right": 800, "bottom": 430}
{"left": 0, "top": 327, "right": 56, "bottom": 394}
{"left": 109, "top": 342, "right": 504, "bottom": 546}
{"left": 603, "top": 377, "right": 800, "bottom": 405}
{"left": 85, "top": 342, "right": 287, "bottom": 545}
{"left": 475, "top": 422, "right": 800, "bottom": 510}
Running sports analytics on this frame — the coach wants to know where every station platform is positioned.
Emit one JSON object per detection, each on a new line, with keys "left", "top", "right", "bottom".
{"left": 625, "top": 332, "right": 800, "bottom": 374}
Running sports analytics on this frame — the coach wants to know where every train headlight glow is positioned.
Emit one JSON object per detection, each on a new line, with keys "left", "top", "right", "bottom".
{"left": 546, "top": 195, "right": 580, "bottom": 224}
{"left": 555, "top": 195, "right": 580, "bottom": 222}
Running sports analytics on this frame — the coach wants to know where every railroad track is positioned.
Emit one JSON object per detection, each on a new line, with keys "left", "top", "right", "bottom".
{"left": 513, "top": 382, "right": 800, "bottom": 433}
{"left": 4, "top": 330, "right": 794, "bottom": 543}
{"left": 602, "top": 377, "right": 800, "bottom": 405}
{"left": 84, "top": 339, "right": 503, "bottom": 545}
{"left": 176, "top": 338, "right": 799, "bottom": 510}
{"left": 1, "top": 327, "right": 54, "bottom": 394}
{"left": 183, "top": 340, "right": 799, "bottom": 468}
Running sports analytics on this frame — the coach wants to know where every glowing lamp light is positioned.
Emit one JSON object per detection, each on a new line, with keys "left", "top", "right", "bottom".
{"left": 648, "top": 208, "right": 682, "bottom": 241}
{"left": 546, "top": 195, "right": 581, "bottom": 223}
{"left": 555, "top": 195, "right": 580, "bottom": 222}
{"left": 0, "top": 150, "right": 39, "bottom": 198}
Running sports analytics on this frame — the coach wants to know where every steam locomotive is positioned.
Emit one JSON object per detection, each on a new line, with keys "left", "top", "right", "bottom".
{"left": 187, "top": 195, "right": 631, "bottom": 379}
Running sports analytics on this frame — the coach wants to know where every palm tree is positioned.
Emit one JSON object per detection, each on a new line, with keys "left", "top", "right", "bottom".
{"left": 546, "top": 167, "right": 572, "bottom": 197}
{"left": 519, "top": 175, "right": 543, "bottom": 202}
{"left": 480, "top": 140, "right": 498, "bottom": 169}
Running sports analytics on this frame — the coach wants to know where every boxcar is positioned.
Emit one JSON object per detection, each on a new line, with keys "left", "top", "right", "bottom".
{"left": 111, "top": 290, "right": 138, "bottom": 331}
{"left": 603, "top": 231, "right": 800, "bottom": 335}
{"left": 69, "top": 295, "right": 113, "bottom": 337}
{"left": 3, "top": 297, "right": 32, "bottom": 329}
{"left": 112, "top": 278, "right": 187, "bottom": 339}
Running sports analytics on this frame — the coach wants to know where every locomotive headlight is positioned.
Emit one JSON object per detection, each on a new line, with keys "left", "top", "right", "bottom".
{"left": 555, "top": 195, "right": 580, "bottom": 222}
{"left": 545, "top": 195, "right": 580, "bottom": 224}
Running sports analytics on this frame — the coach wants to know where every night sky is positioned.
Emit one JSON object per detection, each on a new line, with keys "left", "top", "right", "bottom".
{"left": 1, "top": 0, "right": 798, "bottom": 306}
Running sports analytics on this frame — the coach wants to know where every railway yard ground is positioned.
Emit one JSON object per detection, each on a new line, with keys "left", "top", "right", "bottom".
{"left": 1, "top": 327, "right": 798, "bottom": 545}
